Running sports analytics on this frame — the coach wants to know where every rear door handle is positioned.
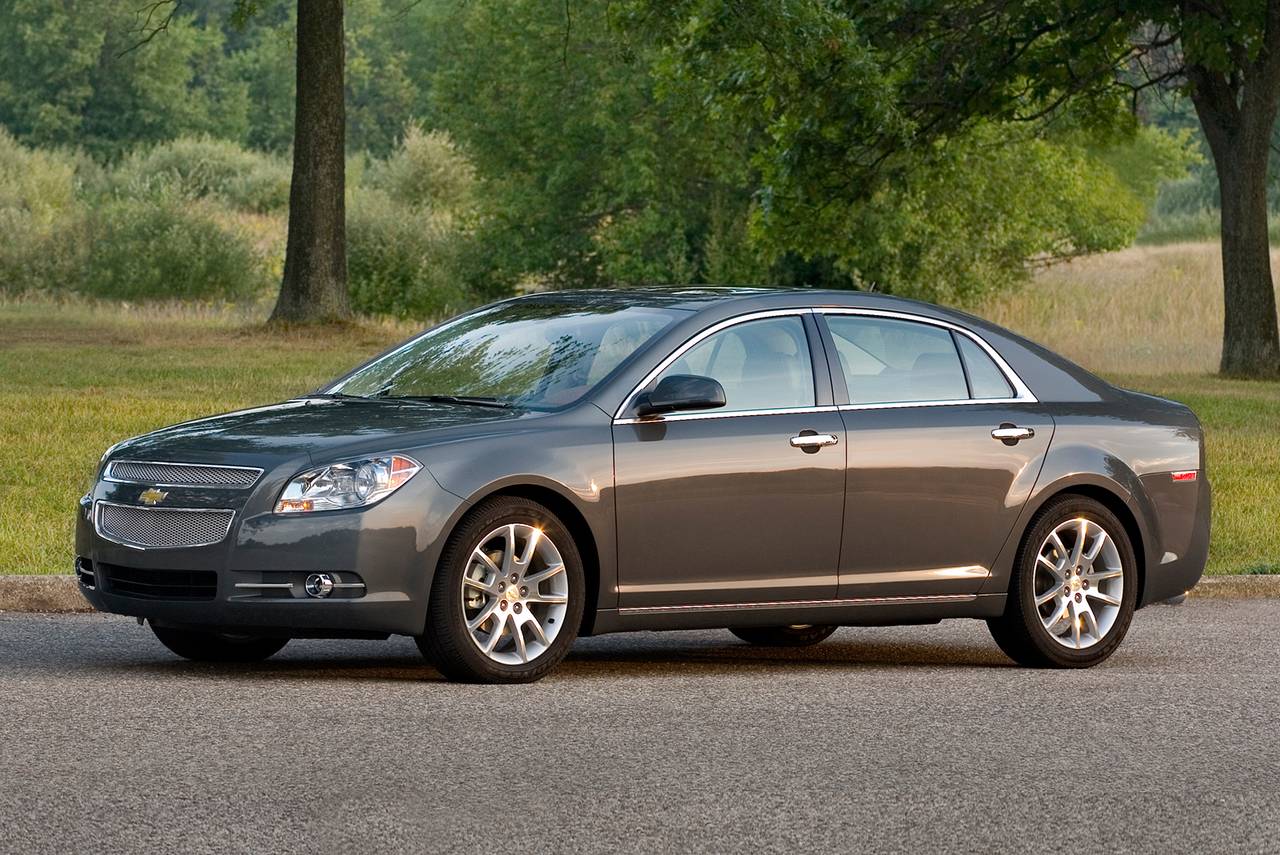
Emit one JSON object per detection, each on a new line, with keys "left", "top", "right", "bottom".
{"left": 790, "top": 432, "right": 839, "bottom": 450}
{"left": 991, "top": 424, "right": 1035, "bottom": 444}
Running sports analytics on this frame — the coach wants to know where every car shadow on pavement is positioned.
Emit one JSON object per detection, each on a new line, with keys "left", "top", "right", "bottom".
{"left": 559, "top": 637, "right": 1014, "bottom": 677}
{"left": 93, "top": 634, "right": 1013, "bottom": 684}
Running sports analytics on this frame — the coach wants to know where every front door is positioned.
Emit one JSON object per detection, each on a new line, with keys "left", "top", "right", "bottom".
{"left": 819, "top": 311, "right": 1053, "bottom": 598}
{"left": 613, "top": 314, "right": 846, "bottom": 608}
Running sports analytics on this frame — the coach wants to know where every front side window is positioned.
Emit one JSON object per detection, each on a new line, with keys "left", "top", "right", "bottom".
{"left": 825, "top": 315, "right": 970, "bottom": 405}
{"left": 655, "top": 316, "right": 815, "bottom": 412}
{"left": 330, "top": 300, "right": 682, "bottom": 410}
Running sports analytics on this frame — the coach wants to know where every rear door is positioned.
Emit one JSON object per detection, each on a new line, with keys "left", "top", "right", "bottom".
{"left": 818, "top": 311, "right": 1053, "bottom": 599}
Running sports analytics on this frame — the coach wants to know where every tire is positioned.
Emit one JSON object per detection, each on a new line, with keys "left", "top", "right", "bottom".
{"left": 151, "top": 624, "right": 288, "bottom": 662}
{"left": 729, "top": 624, "right": 838, "bottom": 647}
{"left": 417, "top": 496, "right": 586, "bottom": 683}
{"left": 988, "top": 495, "right": 1138, "bottom": 668}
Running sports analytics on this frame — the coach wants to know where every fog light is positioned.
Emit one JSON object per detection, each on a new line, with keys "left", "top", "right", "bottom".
{"left": 305, "top": 573, "right": 335, "bottom": 598}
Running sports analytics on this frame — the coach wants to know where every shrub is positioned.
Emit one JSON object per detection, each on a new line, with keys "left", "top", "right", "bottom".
{"left": 347, "top": 188, "right": 471, "bottom": 318}
{"left": 79, "top": 197, "right": 271, "bottom": 301}
{"left": 0, "top": 130, "right": 90, "bottom": 293}
{"left": 108, "top": 136, "right": 291, "bottom": 213}
{"left": 364, "top": 125, "right": 476, "bottom": 212}
{"left": 0, "top": 128, "right": 79, "bottom": 225}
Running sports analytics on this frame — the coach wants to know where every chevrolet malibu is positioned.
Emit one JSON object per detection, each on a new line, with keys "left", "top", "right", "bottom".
{"left": 77, "top": 289, "right": 1210, "bottom": 682}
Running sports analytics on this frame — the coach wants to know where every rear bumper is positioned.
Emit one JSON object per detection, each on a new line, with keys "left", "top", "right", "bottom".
{"left": 1139, "top": 473, "right": 1211, "bottom": 607}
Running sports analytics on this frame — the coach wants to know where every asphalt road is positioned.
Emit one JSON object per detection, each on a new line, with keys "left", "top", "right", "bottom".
{"left": 1, "top": 600, "right": 1277, "bottom": 854}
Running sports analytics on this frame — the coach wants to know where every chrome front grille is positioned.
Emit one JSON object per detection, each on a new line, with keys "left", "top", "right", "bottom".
{"left": 95, "top": 502, "right": 234, "bottom": 549}
{"left": 107, "top": 460, "right": 262, "bottom": 489}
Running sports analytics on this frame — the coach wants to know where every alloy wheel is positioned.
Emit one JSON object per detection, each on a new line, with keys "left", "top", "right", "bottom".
{"left": 1033, "top": 517, "right": 1124, "bottom": 650}
{"left": 461, "top": 523, "right": 569, "bottom": 665}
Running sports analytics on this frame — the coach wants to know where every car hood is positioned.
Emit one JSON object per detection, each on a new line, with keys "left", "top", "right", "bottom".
{"left": 107, "top": 397, "right": 527, "bottom": 468}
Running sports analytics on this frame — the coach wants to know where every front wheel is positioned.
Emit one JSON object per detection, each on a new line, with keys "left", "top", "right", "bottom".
{"left": 729, "top": 624, "right": 838, "bottom": 647}
{"left": 151, "top": 624, "right": 288, "bottom": 662}
{"left": 418, "top": 496, "right": 586, "bottom": 683}
{"left": 988, "top": 496, "right": 1137, "bottom": 668}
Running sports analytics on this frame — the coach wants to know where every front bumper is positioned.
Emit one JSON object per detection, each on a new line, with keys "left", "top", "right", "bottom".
{"left": 76, "top": 470, "right": 466, "bottom": 637}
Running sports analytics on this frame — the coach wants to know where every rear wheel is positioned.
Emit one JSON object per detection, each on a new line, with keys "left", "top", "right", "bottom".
{"left": 150, "top": 624, "right": 288, "bottom": 662}
{"left": 988, "top": 496, "right": 1137, "bottom": 668}
{"left": 418, "top": 496, "right": 585, "bottom": 683}
{"left": 729, "top": 624, "right": 837, "bottom": 647}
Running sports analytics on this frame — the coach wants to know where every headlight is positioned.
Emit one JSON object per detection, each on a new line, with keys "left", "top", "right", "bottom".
{"left": 275, "top": 455, "right": 421, "bottom": 514}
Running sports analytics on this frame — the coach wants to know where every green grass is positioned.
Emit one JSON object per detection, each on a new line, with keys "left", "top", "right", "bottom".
{"left": 2, "top": 253, "right": 1278, "bottom": 577}
{"left": 1102, "top": 373, "right": 1280, "bottom": 577}
{"left": 0, "top": 299, "right": 410, "bottom": 574}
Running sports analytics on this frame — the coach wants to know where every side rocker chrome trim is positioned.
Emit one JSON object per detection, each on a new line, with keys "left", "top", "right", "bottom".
{"left": 617, "top": 593, "right": 977, "bottom": 615}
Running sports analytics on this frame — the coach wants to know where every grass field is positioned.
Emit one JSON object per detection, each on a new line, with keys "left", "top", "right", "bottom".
{"left": 1, "top": 243, "right": 1276, "bottom": 576}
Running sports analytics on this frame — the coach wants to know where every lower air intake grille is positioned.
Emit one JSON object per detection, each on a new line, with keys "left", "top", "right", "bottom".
{"left": 96, "top": 502, "right": 234, "bottom": 549}
{"left": 99, "top": 563, "right": 217, "bottom": 601}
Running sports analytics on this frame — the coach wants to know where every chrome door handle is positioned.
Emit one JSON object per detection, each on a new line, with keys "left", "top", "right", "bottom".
{"left": 991, "top": 424, "right": 1035, "bottom": 444}
{"left": 790, "top": 433, "right": 839, "bottom": 449}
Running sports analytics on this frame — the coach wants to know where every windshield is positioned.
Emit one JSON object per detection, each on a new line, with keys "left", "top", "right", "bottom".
{"left": 327, "top": 299, "right": 684, "bottom": 410}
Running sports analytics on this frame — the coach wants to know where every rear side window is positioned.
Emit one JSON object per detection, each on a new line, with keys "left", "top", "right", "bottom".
{"left": 956, "top": 334, "right": 1014, "bottom": 399}
{"left": 825, "top": 315, "right": 968, "bottom": 405}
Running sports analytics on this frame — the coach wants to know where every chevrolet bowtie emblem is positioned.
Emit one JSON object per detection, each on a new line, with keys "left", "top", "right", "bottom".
{"left": 139, "top": 488, "right": 169, "bottom": 506}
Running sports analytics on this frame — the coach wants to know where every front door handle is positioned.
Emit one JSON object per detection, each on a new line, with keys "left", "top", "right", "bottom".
{"left": 991, "top": 424, "right": 1035, "bottom": 444}
{"left": 790, "top": 432, "right": 839, "bottom": 452}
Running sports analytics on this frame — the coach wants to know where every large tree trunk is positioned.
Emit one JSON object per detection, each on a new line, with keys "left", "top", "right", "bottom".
{"left": 269, "top": 0, "right": 350, "bottom": 325}
{"left": 1184, "top": 0, "right": 1280, "bottom": 378}
{"left": 1212, "top": 141, "right": 1280, "bottom": 377}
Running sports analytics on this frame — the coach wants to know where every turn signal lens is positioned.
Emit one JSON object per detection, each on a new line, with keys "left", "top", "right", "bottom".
{"left": 275, "top": 455, "right": 422, "bottom": 513}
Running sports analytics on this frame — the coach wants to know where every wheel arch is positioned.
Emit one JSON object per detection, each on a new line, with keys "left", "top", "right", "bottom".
{"left": 442, "top": 479, "right": 605, "bottom": 637}
{"left": 1018, "top": 481, "right": 1149, "bottom": 607}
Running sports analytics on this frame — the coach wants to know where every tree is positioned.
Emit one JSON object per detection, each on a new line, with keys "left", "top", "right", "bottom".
{"left": 631, "top": 0, "right": 1280, "bottom": 377}
{"left": 425, "top": 0, "right": 769, "bottom": 292}
{"left": 421, "top": 0, "right": 1173, "bottom": 299}
{"left": 1179, "top": 1, "right": 1280, "bottom": 376}
{"left": 268, "top": 0, "right": 349, "bottom": 323}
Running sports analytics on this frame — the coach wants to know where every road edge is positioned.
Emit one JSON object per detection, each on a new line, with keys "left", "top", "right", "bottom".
{"left": 1, "top": 573, "right": 1279, "bottom": 614}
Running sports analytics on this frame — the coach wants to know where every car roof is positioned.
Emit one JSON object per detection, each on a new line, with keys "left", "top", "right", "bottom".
{"left": 509, "top": 286, "right": 940, "bottom": 313}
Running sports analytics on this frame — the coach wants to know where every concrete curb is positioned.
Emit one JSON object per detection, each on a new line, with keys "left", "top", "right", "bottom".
{"left": 1, "top": 572, "right": 1279, "bottom": 614}
{"left": 1185, "top": 574, "right": 1280, "bottom": 600}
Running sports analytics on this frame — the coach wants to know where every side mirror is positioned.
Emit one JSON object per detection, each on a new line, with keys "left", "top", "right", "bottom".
{"left": 634, "top": 374, "right": 726, "bottom": 418}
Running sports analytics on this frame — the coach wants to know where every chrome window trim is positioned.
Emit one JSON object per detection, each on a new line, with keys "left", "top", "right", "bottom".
{"left": 93, "top": 500, "right": 235, "bottom": 551}
{"left": 614, "top": 404, "right": 838, "bottom": 426}
{"left": 819, "top": 308, "right": 1038, "bottom": 405}
{"left": 612, "top": 308, "right": 819, "bottom": 421}
{"left": 105, "top": 460, "right": 264, "bottom": 489}
{"left": 612, "top": 305, "right": 1037, "bottom": 425}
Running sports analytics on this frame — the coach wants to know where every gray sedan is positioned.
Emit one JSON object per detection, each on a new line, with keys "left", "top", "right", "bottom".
{"left": 77, "top": 288, "right": 1210, "bottom": 682}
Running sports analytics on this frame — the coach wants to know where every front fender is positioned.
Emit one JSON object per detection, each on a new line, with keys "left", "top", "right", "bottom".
{"left": 410, "top": 410, "right": 619, "bottom": 615}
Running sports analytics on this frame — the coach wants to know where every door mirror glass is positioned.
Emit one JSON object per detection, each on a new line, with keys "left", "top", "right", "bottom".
{"left": 635, "top": 374, "right": 727, "bottom": 417}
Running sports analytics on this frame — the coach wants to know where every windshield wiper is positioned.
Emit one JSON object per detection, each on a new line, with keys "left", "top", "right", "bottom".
{"left": 379, "top": 393, "right": 514, "bottom": 409}
{"left": 307, "top": 392, "right": 369, "bottom": 401}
